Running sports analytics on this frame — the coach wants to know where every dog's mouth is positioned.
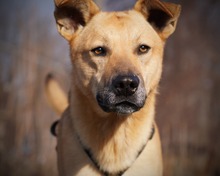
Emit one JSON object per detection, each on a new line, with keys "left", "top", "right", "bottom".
{"left": 96, "top": 94, "right": 146, "bottom": 115}
{"left": 115, "top": 101, "right": 140, "bottom": 114}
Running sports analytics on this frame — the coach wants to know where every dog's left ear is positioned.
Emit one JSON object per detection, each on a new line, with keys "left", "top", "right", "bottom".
{"left": 54, "top": 0, "right": 100, "bottom": 41}
{"left": 134, "top": 0, "right": 181, "bottom": 39}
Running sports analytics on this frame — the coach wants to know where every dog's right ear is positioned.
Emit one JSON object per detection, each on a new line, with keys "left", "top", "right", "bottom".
{"left": 54, "top": 0, "right": 100, "bottom": 41}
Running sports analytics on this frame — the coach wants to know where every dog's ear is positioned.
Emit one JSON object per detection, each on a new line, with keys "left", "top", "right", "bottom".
{"left": 54, "top": 0, "right": 100, "bottom": 41}
{"left": 134, "top": 0, "right": 181, "bottom": 39}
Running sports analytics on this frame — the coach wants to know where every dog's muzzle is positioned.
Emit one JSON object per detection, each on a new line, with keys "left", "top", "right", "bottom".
{"left": 96, "top": 74, "right": 146, "bottom": 115}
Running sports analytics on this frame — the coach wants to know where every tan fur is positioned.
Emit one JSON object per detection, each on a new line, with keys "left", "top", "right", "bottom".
{"left": 48, "top": 0, "right": 181, "bottom": 175}
{"left": 45, "top": 74, "right": 68, "bottom": 115}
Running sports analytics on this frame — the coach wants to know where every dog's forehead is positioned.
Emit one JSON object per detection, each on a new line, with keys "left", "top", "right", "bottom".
{"left": 71, "top": 10, "right": 163, "bottom": 53}
{"left": 77, "top": 10, "right": 161, "bottom": 47}
{"left": 97, "top": 11, "right": 138, "bottom": 25}
{"left": 91, "top": 10, "right": 152, "bottom": 32}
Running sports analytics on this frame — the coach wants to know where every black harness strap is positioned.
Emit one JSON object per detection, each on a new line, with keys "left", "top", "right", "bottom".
{"left": 78, "top": 126, "right": 155, "bottom": 176}
{"left": 83, "top": 147, "right": 124, "bottom": 176}
{"left": 149, "top": 126, "right": 155, "bottom": 140}
{"left": 50, "top": 121, "right": 155, "bottom": 176}
{"left": 51, "top": 120, "right": 60, "bottom": 137}
{"left": 78, "top": 137, "right": 126, "bottom": 176}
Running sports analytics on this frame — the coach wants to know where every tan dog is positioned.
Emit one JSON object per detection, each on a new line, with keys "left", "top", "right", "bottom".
{"left": 48, "top": 0, "right": 181, "bottom": 175}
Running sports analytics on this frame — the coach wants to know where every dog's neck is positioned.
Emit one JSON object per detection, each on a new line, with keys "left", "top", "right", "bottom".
{"left": 69, "top": 85, "right": 157, "bottom": 174}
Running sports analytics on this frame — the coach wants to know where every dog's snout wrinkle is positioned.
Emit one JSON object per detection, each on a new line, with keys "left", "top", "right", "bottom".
{"left": 113, "top": 75, "right": 139, "bottom": 97}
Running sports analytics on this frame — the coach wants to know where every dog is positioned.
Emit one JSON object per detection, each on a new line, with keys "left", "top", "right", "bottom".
{"left": 47, "top": 0, "right": 181, "bottom": 175}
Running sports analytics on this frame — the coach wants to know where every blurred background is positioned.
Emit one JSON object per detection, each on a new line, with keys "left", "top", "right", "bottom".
{"left": 0, "top": 0, "right": 219, "bottom": 175}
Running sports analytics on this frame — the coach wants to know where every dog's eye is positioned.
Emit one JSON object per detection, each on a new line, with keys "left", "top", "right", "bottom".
{"left": 91, "top": 47, "right": 107, "bottom": 56}
{"left": 138, "top": 45, "right": 151, "bottom": 54}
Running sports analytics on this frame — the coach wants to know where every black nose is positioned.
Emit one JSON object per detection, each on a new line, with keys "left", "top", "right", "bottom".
{"left": 112, "top": 75, "right": 139, "bottom": 96}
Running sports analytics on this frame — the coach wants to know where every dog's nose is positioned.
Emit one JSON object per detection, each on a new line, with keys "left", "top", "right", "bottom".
{"left": 113, "top": 75, "right": 139, "bottom": 96}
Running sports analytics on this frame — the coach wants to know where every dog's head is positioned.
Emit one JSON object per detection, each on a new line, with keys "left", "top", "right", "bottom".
{"left": 53, "top": 0, "right": 181, "bottom": 115}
